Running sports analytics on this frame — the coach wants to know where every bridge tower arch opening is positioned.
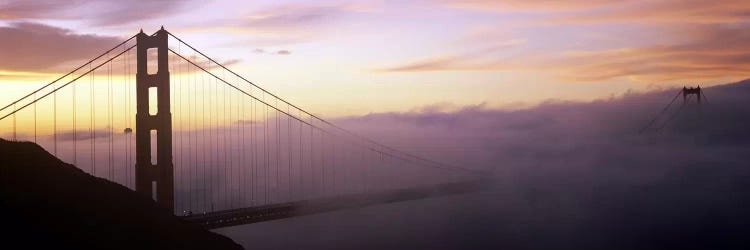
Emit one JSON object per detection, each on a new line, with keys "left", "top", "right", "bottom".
{"left": 135, "top": 27, "right": 174, "bottom": 211}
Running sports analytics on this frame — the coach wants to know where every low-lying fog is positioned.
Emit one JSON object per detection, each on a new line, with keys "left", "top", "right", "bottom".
{"left": 217, "top": 80, "right": 750, "bottom": 249}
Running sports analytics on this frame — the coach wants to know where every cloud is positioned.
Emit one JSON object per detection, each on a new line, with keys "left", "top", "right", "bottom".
{"left": 206, "top": 3, "right": 376, "bottom": 46}
{"left": 378, "top": 21, "right": 750, "bottom": 84}
{"left": 543, "top": 0, "right": 750, "bottom": 25}
{"left": 247, "top": 48, "right": 290, "bottom": 56}
{"left": 376, "top": 55, "right": 519, "bottom": 72}
{"left": 547, "top": 24, "right": 750, "bottom": 82}
{"left": 438, "top": 0, "right": 750, "bottom": 26}
{"left": 0, "top": 0, "right": 75, "bottom": 19}
{"left": 56, "top": 129, "right": 113, "bottom": 141}
{"left": 221, "top": 79, "right": 750, "bottom": 249}
{"left": 240, "top": 4, "right": 348, "bottom": 30}
{"left": 376, "top": 39, "right": 527, "bottom": 72}
{"left": 0, "top": 22, "right": 123, "bottom": 73}
{"left": 0, "top": 0, "right": 195, "bottom": 26}
{"left": 412, "top": 0, "right": 750, "bottom": 84}
{"left": 437, "top": 0, "right": 627, "bottom": 12}
{"left": 0, "top": 27, "right": 241, "bottom": 77}
{"left": 331, "top": 79, "right": 750, "bottom": 172}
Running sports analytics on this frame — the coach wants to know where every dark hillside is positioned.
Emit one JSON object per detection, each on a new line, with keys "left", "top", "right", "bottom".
{"left": 0, "top": 139, "right": 243, "bottom": 250}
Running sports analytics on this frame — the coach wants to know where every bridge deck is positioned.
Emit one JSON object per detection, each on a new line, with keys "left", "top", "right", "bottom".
{"left": 182, "top": 181, "right": 486, "bottom": 229}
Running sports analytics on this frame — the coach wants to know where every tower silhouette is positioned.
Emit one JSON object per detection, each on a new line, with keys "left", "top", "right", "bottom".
{"left": 135, "top": 27, "right": 174, "bottom": 211}
{"left": 682, "top": 86, "right": 702, "bottom": 104}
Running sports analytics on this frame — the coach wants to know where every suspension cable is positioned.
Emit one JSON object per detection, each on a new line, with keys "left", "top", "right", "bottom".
{"left": 639, "top": 89, "right": 683, "bottom": 133}
{"left": 165, "top": 32, "right": 478, "bottom": 174}
{"left": 0, "top": 35, "right": 137, "bottom": 114}
{"left": 655, "top": 95, "right": 691, "bottom": 132}
{"left": 168, "top": 48, "right": 481, "bottom": 175}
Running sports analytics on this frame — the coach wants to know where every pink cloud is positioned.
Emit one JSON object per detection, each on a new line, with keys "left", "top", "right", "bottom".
{"left": 0, "top": 22, "right": 122, "bottom": 72}
{"left": 0, "top": 0, "right": 196, "bottom": 26}
{"left": 437, "top": 0, "right": 631, "bottom": 12}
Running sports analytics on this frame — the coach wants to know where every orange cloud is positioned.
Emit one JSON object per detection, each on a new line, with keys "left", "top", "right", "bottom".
{"left": 376, "top": 55, "right": 520, "bottom": 72}
{"left": 438, "top": 0, "right": 630, "bottom": 12}
{"left": 548, "top": 24, "right": 750, "bottom": 82}
{"left": 376, "top": 39, "right": 527, "bottom": 72}
{"left": 439, "top": 0, "right": 750, "bottom": 25}
{"left": 544, "top": 0, "right": 750, "bottom": 25}
{"left": 378, "top": 23, "right": 750, "bottom": 83}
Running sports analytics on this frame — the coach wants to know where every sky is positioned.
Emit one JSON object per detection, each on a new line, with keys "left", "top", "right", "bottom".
{"left": 3, "top": 2, "right": 750, "bottom": 248}
{"left": 1, "top": 0, "right": 750, "bottom": 117}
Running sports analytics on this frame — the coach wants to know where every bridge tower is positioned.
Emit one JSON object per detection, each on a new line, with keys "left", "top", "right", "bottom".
{"left": 682, "top": 86, "right": 702, "bottom": 104}
{"left": 135, "top": 28, "right": 174, "bottom": 211}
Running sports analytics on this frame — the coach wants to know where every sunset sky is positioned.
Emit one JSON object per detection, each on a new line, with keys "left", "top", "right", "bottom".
{"left": 2, "top": 0, "right": 750, "bottom": 117}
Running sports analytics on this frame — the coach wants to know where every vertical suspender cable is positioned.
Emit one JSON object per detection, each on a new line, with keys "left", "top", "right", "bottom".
{"left": 275, "top": 99, "right": 280, "bottom": 202}
{"left": 91, "top": 63, "right": 96, "bottom": 175}
{"left": 298, "top": 110, "right": 303, "bottom": 199}
{"left": 223, "top": 71, "right": 228, "bottom": 208}
{"left": 264, "top": 92, "right": 268, "bottom": 204}
{"left": 34, "top": 93, "right": 37, "bottom": 143}
{"left": 287, "top": 105, "right": 292, "bottom": 201}
{"left": 191, "top": 51, "right": 196, "bottom": 211}
{"left": 332, "top": 137, "right": 336, "bottom": 194}
{"left": 12, "top": 103, "right": 16, "bottom": 141}
{"left": 228, "top": 76, "right": 234, "bottom": 208}
{"left": 309, "top": 116, "right": 313, "bottom": 196}
{"left": 72, "top": 73, "right": 76, "bottom": 165}
{"left": 207, "top": 58, "right": 213, "bottom": 211}
{"left": 178, "top": 44, "right": 185, "bottom": 211}
{"left": 251, "top": 91, "right": 255, "bottom": 205}
{"left": 242, "top": 88, "right": 246, "bottom": 205}
{"left": 203, "top": 58, "right": 208, "bottom": 211}
{"left": 321, "top": 131, "right": 325, "bottom": 194}
{"left": 109, "top": 56, "right": 113, "bottom": 179}
{"left": 54, "top": 80, "right": 57, "bottom": 156}
{"left": 241, "top": 85, "right": 245, "bottom": 207}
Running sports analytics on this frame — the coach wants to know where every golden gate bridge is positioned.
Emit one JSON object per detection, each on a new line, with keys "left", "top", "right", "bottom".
{"left": 0, "top": 27, "right": 485, "bottom": 229}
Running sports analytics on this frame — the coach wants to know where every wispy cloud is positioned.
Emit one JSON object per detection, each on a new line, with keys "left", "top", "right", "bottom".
{"left": 378, "top": 0, "right": 750, "bottom": 84}
{"left": 57, "top": 129, "right": 113, "bottom": 141}
{"left": 0, "top": 22, "right": 122, "bottom": 72}
{"left": 0, "top": 0, "right": 196, "bottom": 26}
{"left": 204, "top": 2, "right": 378, "bottom": 46}
{"left": 380, "top": 23, "right": 750, "bottom": 82}
{"left": 376, "top": 56, "right": 517, "bottom": 72}
{"left": 542, "top": 0, "right": 750, "bottom": 25}
{"left": 547, "top": 24, "right": 750, "bottom": 82}
{"left": 239, "top": 4, "right": 348, "bottom": 30}
{"left": 436, "top": 0, "right": 629, "bottom": 12}
{"left": 376, "top": 39, "right": 527, "bottom": 72}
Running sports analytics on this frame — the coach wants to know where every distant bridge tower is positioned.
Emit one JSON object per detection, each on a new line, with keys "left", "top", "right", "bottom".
{"left": 682, "top": 86, "right": 702, "bottom": 104}
{"left": 135, "top": 27, "right": 174, "bottom": 211}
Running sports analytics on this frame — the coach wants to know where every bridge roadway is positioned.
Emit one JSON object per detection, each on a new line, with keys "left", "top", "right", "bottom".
{"left": 182, "top": 180, "right": 487, "bottom": 229}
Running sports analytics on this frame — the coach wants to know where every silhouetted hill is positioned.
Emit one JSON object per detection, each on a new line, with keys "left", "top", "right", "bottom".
{"left": 0, "top": 139, "right": 243, "bottom": 250}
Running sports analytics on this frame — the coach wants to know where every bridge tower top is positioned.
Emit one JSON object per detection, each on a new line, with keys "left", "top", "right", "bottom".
{"left": 682, "top": 86, "right": 702, "bottom": 104}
